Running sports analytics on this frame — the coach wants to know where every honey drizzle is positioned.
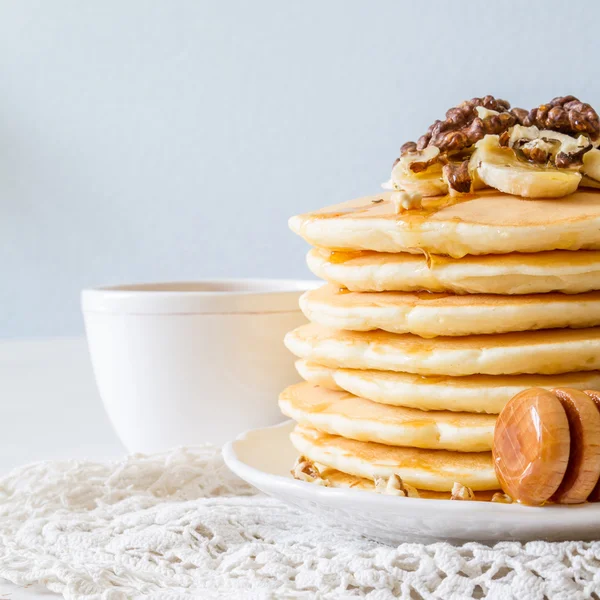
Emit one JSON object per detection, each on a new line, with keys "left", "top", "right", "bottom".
{"left": 308, "top": 202, "right": 377, "bottom": 220}
{"left": 329, "top": 250, "right": 369, "bottom": 264}
{"left": 397, "top": 192, "right": 478, "bottom": 228}
{"left": 307, "top": 191, "right": 484, "bottom": 233}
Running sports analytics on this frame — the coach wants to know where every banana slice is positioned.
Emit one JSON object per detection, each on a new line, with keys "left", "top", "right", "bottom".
{"left": 581, "top": 176, "right": 600, "bottom": 189}
{"left": 394, "top": 167, "right": 447, "bottom": 197}
{"left": 390, "top": 146, "right": 448, "bottom": 197}
{"left": 470, "top": 135, "right": 581, "bottom": 198}
{"left": 583, "top": 148, "right": 600, "bottom": 183}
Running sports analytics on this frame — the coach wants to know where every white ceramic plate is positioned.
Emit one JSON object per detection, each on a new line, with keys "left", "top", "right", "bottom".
{"left": 223, "top": 420, "right": 600, "bottom": 544}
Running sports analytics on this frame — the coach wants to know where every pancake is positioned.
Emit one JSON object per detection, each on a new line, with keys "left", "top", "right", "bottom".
{"left": 296, "top": 360, "right": 600, "bottom": 414}
{"left": 289, "top": 189, "right": 600, "bottom": 258}
{"left": 307, "top": 248, "right": 600, "bottom": 295}
{"left": 285, "top": 323, "right": 600, "bottom": 376}
{"left": 320, "top": 466, "right": 499, "bottom": 500}
{"left": 279, "top": 382, "right": 495, "bottom": 451}
{"left": 300, "top": 285, "right": 600, "bottom": 337}
{"left": 290, "top": 424, "right": 499, "bottom": 491}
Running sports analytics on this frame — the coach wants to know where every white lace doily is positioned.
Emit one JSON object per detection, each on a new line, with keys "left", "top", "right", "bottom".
{"left": 0, "top": 447, "right": 599, "bottom": 599}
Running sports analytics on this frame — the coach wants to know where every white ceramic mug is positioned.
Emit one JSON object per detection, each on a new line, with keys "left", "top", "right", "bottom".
{"left": 81, "top": 279, "right": 317, "bottom": 453}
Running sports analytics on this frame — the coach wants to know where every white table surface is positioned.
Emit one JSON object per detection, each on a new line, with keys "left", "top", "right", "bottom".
{"left": 0, "top": 337, "right": 125, "bottom": 599}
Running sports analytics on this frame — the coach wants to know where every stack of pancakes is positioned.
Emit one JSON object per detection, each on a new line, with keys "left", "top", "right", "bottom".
{"left": 279, "top": 189, "right": 600, "bottom": 499}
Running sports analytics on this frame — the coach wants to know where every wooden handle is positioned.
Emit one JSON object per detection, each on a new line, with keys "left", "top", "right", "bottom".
{"left": 494, "top": 387, "right": 600, "bottom": 505}
{"left": 493, "top": 388, "right": 570, "bottom": 506}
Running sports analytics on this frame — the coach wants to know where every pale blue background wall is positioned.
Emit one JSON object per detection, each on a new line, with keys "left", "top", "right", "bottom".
{"left": 2, "top": 0, "right": 599, "bottom": 336}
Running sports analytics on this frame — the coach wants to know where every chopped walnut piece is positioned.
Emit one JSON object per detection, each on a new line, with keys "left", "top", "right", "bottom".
{"left": 374, "top": 474, "right": 420, "bottom": 498}
{"left": 291, "top": 456, "right": 329, "bottom": 486}
{"left": 374, "top": 475, "right": 387, "bottom": 494}
{"left": 400, "top": 141, "right": 418, "bottom": 156}
{"left": 392, "top": 190, "right": 423, "bottom": 213}
{"left": 519, "top": 138, "right": 558, "bottom": 164}
{"left": 498, "top": 130, "right": 511, "bottom": 147}
{"left": 450, "top": 482, "right": 475, "bottom": 501}
{"left": 510, "top": 107, "right": 529, "bottom": 124}
{"left": 442, "top": 160, "right": 472, "bottom": 194}
{"left": 491, "top": 492, "right": 513, "bottom": 504}
{"left": 403, "top": 484, "right": 420, "bottom": 498}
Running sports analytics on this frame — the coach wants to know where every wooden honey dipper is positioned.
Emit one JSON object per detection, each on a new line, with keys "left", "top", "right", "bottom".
{"left": 493, "top": 388, "right": 600, "bottom": 506}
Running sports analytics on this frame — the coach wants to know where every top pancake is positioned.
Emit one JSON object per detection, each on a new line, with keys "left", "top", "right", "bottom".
{"left": 289, "top": 189, "right": 600, "bottom": 257}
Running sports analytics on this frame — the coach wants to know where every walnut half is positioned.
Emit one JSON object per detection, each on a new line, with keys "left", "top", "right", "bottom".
{"left": 523, "top": 96, "right": 600, "bottom": 141}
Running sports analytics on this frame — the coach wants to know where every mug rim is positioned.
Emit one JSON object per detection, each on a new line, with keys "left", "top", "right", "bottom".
{"left": 81, "top": 278, "right": 319, "bottom": 315}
